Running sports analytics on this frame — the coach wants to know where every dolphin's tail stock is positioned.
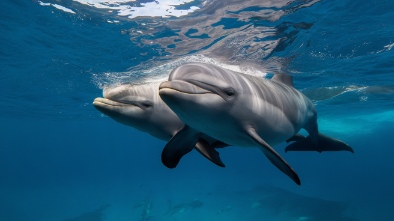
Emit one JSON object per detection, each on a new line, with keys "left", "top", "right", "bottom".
{"left": 285, "top": 133, "right": 354, "bottom": 153}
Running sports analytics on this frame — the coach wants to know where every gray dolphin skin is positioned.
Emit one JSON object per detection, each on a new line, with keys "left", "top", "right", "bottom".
{"left": 93, "top": 82, "right": 227, "bottom": 167}
{"left": 159, "top": 63, "right": 353, "bottom": 185}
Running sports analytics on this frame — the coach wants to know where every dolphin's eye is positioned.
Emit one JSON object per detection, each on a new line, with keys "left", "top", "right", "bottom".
{"left": 141, "top": 101, "right": 153, "bottom": 108}
{"left": 224, "top": 88, "right": 235, "bottom": 96}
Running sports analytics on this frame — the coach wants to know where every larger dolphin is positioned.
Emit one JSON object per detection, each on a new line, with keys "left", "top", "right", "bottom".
{"left": 158, "top": 63, "right": 353, "bottom": 185}
{"left": 93, "top": 82, "right": 227, "bottom": 167}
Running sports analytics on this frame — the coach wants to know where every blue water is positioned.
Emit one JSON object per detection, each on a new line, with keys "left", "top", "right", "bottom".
{"left": 1, "top": 0, "right": 394, "bottom": 220}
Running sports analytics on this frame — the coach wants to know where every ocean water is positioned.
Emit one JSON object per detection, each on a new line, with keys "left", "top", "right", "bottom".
{"left": 1, "top": 0, "right": 394, "bottom": 220}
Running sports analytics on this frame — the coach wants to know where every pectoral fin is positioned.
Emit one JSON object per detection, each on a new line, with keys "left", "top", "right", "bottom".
{"left": 161, "top": 125, "right": 200, "bottom": 168}
{"left": 195, "top": 139, "right": 226, "bottom": 167}
{"left": 246, "top": 127, "right": 301, "bottom": 185}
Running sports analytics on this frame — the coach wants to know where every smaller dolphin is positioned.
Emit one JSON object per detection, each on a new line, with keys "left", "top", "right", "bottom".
{"left": 159, "top": 63, "right": 353, "bottom": 185}
{"left": 93, "top": 82, "right": 227, "bottom": 167}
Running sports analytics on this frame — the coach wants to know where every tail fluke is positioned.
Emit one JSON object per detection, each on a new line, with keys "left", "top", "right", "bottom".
{"left": 285, "top": 133, "right": 354, "bottom": 153}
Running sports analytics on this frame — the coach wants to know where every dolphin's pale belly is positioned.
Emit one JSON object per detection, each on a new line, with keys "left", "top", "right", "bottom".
{"left": 189, "top": 102, "right": 301, "bottom": 148}
{"left": 193, "top": 123, "right": 294, "bottom": 148}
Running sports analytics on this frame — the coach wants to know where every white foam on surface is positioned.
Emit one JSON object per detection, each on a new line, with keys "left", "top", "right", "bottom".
{"left": 91, "top": 54, "right": 267, "bottom": 89}
{"left": 72, "top": 0, "right": 199, "bottom": 18}
{"left": 52, "top": 4, "right": 77, "bottom": 14}
{"left": 38, "top": 1, "right": 76, "bottom": 14}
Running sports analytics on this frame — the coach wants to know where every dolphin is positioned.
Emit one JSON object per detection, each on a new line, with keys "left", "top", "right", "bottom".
{"left": 93, "top": 82, "right": 227, "bottom": 167}
{"left": 158, "top": 63, "right": 353, "bottom": 185}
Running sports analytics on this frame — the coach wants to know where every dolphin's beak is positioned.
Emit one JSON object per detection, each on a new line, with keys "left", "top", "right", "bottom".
{"left": 93, "top": 97, "right": 149, "bottom": 111}
{"left": 159, "top": 80, "right": 211, "bottom": 94}
{"left": 93, "top": 97, "right": 128, "bottom": 107}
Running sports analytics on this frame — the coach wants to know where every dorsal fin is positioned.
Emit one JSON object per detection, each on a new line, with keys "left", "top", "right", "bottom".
{"left": 271, "top": 74, "right": 294, "bottom": 87}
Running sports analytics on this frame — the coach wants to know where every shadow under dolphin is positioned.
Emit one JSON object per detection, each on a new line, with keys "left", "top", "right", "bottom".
{"left": 165, "top": 199, "right": 204, "bottom": 216}
{"left": 62, "top": 204, "right": 110, "bottom": 221}
{"left": 249, "top": 186, "right": 357, "bottom": 221}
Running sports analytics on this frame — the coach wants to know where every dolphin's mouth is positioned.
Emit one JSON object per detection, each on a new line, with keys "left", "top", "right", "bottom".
{"left": 159, "top": 80, "right": 231, "bottom": 102}
{"left": 93, "top": 97, "right": 151, "bottom": 111}
{"left": 159, "top": 80, "right": 212, "bottom": 94}
{"left": 93, "top": 97, "right": 128, "bottom": 107}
